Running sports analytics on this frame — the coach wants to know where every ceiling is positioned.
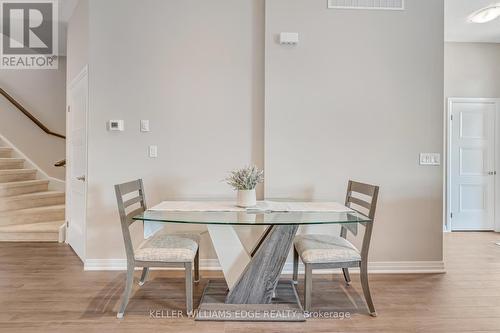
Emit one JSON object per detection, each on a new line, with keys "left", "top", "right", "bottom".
{"left": 445, "top": 0, "right": 500, "bottom": 43}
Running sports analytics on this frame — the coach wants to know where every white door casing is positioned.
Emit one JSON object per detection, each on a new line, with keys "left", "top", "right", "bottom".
{"left": 66, "top": 66, "right": 88, "bottom": 261}
{"left": 448, "top": 98, "right": 497, "bottom": 231}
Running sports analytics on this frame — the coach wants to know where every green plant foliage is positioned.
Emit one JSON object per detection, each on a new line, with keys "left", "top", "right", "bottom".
{"left": 225, "top": 165, "right": 264, "bottom": 191}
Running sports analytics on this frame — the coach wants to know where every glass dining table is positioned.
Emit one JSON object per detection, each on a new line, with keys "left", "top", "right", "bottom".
{"left": 134, "top": 208, "right": 372, "bottom": 321}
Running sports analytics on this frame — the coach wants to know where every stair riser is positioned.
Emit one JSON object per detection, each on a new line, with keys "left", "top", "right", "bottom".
{"left": 0, "top": 209, "right": 65, "bottom": 226}
{"left": 0, "top": 183, "right": 49, "bottom": 197}
{"left": 0, "top": 232, "right": 58, "bottom": 242}
{"left": 0, "top": 172, "right": 36, "bottom": 182}
{"left": 0, "top": 162, "right": 24, "bottom": 170}
{"left": 0, "top": 152, "right": 12, "bottom": 158}
{"left": 0, "top": 195, "right": 65, "bottom": 212}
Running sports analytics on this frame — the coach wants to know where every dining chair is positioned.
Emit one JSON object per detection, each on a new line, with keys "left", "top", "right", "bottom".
{"left": 292, "top": 180, "right": 379, "bottom": 316}
{"left": 115, "top": 179, "right": 200, "bottom": 318}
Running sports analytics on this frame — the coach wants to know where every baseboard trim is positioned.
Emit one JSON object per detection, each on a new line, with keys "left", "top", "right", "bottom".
{"left": 84, "top": 259, "right": 128, "bottom": 271}
{"left": 58, "top": 223, "right": 66, "bottom": 243}
{"left": 84, "top": 259, "right": 445, "bottom": 274}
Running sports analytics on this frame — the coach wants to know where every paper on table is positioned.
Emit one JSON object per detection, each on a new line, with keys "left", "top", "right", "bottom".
{"left": 149, "top": 200, "right": 352, "bottom": 213}
{"left": 248, "top": 201, "right": 353, "bottom": 213}
{"left": 149, "top": 201, "right": 246, "bottom": 212}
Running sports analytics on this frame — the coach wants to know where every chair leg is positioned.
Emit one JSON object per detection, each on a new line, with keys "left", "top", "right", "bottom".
{"left": 194, "top": 249, "right": 200, "bottom": 283}
{"left": 117, "top": 264, "right": 135, "bottom": 319}
{"left": 360, "top": 260, "right": 376, "bottom": 317}
{"left": 185, "top": 262, "right": 193, "bottom": 316}
{"left": 292, "top": 246, "right": 299, "bottom": 285}
{"left": 342, "top": 267, "right": 351, "bottom": 286}
{"left": 138, "top": 267, "right": 149, "bottom": 286}
{"left": 304, "top": 264, "right": 312, "bottom": 312}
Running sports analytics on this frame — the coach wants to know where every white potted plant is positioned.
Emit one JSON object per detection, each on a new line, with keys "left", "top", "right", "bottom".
{"left": 225, "top": 165, "right": 264, "bottom": 207}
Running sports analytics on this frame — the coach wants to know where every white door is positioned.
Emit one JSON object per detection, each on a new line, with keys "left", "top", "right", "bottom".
{"left": 449, "top": 98, "right": 497, "bottom": 231}
{"left": 66, "top": 67, "right": 88, "bottom": 261}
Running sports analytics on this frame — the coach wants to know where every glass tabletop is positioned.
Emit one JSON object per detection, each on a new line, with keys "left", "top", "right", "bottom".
{"left": 133, "top": 210, "right": 372, "bottom": 226}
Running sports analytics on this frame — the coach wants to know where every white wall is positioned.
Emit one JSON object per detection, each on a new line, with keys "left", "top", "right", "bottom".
{"left": 445, "top": 42, "right": 500, "bottom": 98}
{"left": 66, "top": 0, "right": 89, "bottom": 83}
{"left": 85, "top": 0, "right": 264, "bottom": 259}
{"left": 265, "top": 0, "right": 444, "bottom": 262}
{"left": 0, "top": 59, "right": 66, "bottom": 134}
{"left": 71, "top": 0, "right": 444, "bottom": 266}
{"left": 0, "top": 58, "right": 66, "bottom": 180}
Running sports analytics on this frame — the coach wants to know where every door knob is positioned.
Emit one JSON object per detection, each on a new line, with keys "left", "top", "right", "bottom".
{"left": 76, "top": 175, "right": 86, "bottom": 181}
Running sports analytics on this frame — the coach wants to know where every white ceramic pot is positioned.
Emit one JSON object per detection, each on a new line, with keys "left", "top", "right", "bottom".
{"left": 237, "top": 189, "right": 257, "bottom": 208}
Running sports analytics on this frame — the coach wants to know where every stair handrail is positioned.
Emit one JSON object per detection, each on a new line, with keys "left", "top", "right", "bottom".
{"left": 0, "top": 87, "right": 66, "bottom": 139}
{"left": 54, "top": 159, "right": 66, "bottom": 167}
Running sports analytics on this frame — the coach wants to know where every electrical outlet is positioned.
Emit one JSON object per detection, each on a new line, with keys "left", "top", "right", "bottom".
{"left": 420, "top": 153, "right": 440, "bottom": 166}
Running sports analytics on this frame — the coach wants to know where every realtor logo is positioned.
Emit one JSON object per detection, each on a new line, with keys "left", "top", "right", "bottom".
{"left": 0, "top": 0, "right": 58, "bottom": 69}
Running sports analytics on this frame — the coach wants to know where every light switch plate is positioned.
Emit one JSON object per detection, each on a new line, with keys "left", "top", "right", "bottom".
{"left": 140, "top": 120, "right": 150, "bottom": 132}
{"left": 420, "top": 153, "right": 440, "bottom": 166}
{"left": 149, "top": 145, "right": 158, "bottom": 158}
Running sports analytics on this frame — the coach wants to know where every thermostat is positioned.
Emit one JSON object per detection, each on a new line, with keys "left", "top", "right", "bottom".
{"left": 108, "top": 120, "right": 124, "bottom": 131}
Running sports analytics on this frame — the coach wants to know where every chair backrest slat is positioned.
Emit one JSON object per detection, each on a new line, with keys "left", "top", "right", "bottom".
{"left": 118, "top": 179, "right": 143, "bottom": 196}
{"left": 348, "top": 196, "right": 372, "bottom": 211}
{"left": 115, "top": 179, "right": 147, "bottom": 263}
{"left": 349, "top": 180, "right": 378, "bottom": 197}
{"left": 123, "top": 195, "right": 143, "bottom": 209}
{"left": 126, "top": 207, "right": 146, "bottom": 226}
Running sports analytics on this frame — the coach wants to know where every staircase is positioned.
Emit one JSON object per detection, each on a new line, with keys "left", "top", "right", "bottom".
{"left": 0, "top": 146, "right": 65, "bottom": 241}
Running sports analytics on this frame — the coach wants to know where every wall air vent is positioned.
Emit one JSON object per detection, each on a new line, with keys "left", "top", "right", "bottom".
{"left": 328, "top": 0, "right": 404, "bottom": 10}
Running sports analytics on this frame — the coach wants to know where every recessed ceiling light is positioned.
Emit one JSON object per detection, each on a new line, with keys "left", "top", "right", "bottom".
{"left": 468, "top": 4, "right": 500, "bottom": 23}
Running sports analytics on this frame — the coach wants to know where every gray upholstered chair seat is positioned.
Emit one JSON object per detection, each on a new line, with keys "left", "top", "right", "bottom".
{"left": 157, "top": 228, "right": 200, "bottom": 244}
{"left": 135, "top": 233, "right": 199, "bottom": 262}
{"left": 294, "top": 234, "right": 361, "bottom": 264}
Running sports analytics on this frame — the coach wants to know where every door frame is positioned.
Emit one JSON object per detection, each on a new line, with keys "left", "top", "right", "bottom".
{"left": 65, "top": 65, "right": 89, "bottom": 261}
{"left": 446, "top": 97, "right": 500, "bottom": 232}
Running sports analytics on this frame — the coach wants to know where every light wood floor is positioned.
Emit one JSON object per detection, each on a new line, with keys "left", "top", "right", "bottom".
{"left": 0, "top": 232, "right": 499, "bottom": 332}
